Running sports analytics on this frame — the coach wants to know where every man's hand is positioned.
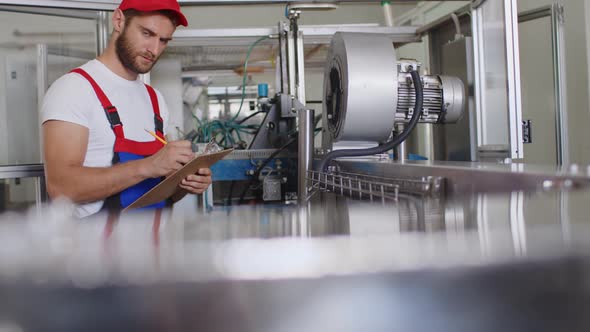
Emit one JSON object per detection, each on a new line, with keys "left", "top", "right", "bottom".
{"left": 179, "top": 168, "right": 212, "bottom": 194}
{"left": 141, "top": 140, "right": 194, "bottom": 178}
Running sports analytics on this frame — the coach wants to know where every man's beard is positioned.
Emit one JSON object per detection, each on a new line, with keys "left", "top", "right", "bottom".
{"left": 115, "top": 28, "right": 157, "bottom": 74}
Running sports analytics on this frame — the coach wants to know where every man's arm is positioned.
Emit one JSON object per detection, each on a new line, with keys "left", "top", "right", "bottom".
{"left": 43, "top": 120, "right": 194, "bottom": 204}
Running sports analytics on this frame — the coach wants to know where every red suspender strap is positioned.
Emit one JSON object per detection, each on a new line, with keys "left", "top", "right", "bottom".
{"left": 144, "top": 84, "right": 165, "bottom": 138}
{"left": 70, "top": 68, "right": 125, "bottom": 139}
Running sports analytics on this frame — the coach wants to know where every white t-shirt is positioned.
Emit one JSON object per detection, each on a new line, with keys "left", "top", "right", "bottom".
{"left": 41, "top": 59, "right": 169, "bottom": 218}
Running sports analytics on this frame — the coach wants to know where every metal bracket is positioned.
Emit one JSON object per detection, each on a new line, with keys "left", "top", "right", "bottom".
{"left": 522, "top": 120, "right": 532, "bottom": 144}
{"left": 279, "top": 93, "right": 305, "bottom": 118}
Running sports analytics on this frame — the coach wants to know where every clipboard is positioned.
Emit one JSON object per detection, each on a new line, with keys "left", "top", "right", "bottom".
{"left": 123, "top": 149, "right": 233, "bottom": 211}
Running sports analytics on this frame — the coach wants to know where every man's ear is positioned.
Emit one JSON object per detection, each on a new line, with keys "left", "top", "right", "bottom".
{"left": 112, "top": 8, "right": 126, "bottom": 33}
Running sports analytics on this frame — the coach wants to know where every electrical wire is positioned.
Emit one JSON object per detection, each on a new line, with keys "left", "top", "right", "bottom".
{"left": 238, "top": 110, "right": 265, "bottom": 124}
{"left": 191, "top": 35, "right": 270, "bottom": 149}
{"left": 231, "top": 35, "right": 271, "bottom": 123}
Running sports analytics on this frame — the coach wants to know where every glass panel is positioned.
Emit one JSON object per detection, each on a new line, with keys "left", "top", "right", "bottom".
{"left": 0, "top": 6, "right": 99, "bottom": 212}
{"left": 478, "top": 0, "right": 510, "bottom": 147}
{"left": 0, "top": 9, "right": 98, "bottom": 166}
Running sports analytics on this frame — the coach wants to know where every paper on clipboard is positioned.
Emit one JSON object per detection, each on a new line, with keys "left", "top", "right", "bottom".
{"left": 123, "top": 149, "right": 233, "bottom": 211}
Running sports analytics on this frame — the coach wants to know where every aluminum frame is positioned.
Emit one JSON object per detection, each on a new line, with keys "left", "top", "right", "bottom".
{"left": 518, "top": 4, "right": 571, "bottom": 248}
{"left": 518, "top": 4, "right": 568, "bottom": 166}
{"left": 0, "top": 3, "right": 101, "bottom": 210}
{"left": 472, "top": 0, "right": 524, "bottom": 160}
{"left": 505, "top": 0, "right": 524, "bottom": 160}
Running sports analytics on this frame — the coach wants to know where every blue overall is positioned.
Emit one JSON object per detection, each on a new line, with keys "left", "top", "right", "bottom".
{"left": 71, "top": 68, "right": 167, "bottom": 211}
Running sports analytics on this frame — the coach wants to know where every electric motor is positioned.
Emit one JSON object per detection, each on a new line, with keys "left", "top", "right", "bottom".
{"left": 323, "top": 32, "right": 466, "bottom": 143}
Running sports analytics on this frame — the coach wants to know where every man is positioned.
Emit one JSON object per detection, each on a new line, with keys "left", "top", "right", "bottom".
{"left": 42, "top": 0, "right": 212, "bottom": 218}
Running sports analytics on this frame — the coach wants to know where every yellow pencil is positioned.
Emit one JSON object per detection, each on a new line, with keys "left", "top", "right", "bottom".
{"left": 144, "top": 129, "right": 168, "bottom": 145}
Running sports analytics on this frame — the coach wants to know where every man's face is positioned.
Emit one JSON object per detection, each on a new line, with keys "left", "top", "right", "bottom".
{"left": 115, "top": 13, "right": 176, "bottom": 74}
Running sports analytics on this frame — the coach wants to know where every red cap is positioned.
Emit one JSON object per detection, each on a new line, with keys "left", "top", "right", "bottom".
{"left": 118, "top": 0, "right": 188, "bottom": 27}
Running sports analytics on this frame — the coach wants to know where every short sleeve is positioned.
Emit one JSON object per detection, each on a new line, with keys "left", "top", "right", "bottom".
{"left": 41, "top": 73, "right": 96, "bottom": 128}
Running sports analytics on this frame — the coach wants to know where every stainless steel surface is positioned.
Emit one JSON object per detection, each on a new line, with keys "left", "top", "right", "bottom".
{"left": 295, "top": 30, "right": 306, "bottom": 103}
{"left": 336, "top": 158, "right": 590, "bottom": 195}
{"left": 2, "top": 170, "right": 590, "bottom": 329}
{"left": 394, "top": 123, "right": 407, "bottom": 161}
{"left": 298, "top": 109, "right": 314, "bottom": 202}
{"left": 324, "top": 32, "right": 398, "bottom": 143}
{"left": 1, "top": 189, "right": 590, "bottom": 280}
{"left": 286, "top": 23, "right": 297, "bottom": 98}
